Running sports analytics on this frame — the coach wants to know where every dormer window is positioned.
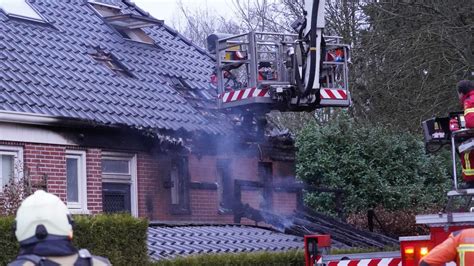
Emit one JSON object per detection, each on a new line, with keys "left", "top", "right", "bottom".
{"left": 0, "top": 0, "right": 45, "bottom": 22}
{"left": 89, "top": 1, "right": 162, "bottom": 45}
{"left": 90, "top": 47, "right": 133, "bottom": 78}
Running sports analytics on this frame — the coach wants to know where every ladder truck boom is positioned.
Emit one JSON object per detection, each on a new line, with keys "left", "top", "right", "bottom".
{"left": 207, "top": 0, "right": 351, "bottom": 113}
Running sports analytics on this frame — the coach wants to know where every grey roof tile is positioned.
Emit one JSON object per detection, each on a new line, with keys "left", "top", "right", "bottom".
{"left": 147, "top": 225, "right": 303, "bottom": 261}
{"left": 0, "top": 0, "right": 230, "bottom": 134}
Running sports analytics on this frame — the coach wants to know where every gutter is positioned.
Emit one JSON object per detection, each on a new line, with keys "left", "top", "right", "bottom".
{"left": 0, "top": 110, "right": 95, "bottom": 127}
{"left": 0, "top": 110, "right": 60, "bottom": 125}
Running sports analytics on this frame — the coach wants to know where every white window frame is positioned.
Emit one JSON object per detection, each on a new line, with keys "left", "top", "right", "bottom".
{"left": 0, "top": 0, "right": 46, "bottom": 23}
{"left": 65, "top": 150, "right": 88, "bottom": 214}
{"left": 0, "top": 145, "right": 23, "bottom": 192}
{"left": 102, "top": 152, "right": 138, "bottom": 217}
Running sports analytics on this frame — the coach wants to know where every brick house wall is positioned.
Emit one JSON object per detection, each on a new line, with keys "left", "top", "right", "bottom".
{"left": 1, "top": 139, "right": 297, "bottom": 222}
{"left": 85, "top": 149, "right": 103, "bottom": 213}
{"left": 140, "top": 153, "right": 298, "bottom": 222}
{"left": 1, "top": 141, "right": 103, "bottom": 214}
{"left": 272, "top": 161, "right": 298, "bottom": 215}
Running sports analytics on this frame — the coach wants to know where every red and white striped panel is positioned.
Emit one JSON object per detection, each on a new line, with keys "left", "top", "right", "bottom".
{"left": 327, "top": 258, "right": 401, "bottom": 266}
{"left": 218, "top": 88, "right": 348, "bottom": 103}
{"left": 219, "top": 87, "right": 270, "bottom": 103}
{"left": 315, "top": 255, "right": 323, "bottom": 265}
{"left": 320, "top": 88, "right": 348, "bottom": 100}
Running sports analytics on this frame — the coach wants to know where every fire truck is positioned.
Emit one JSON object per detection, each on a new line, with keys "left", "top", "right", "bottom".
{"left": 207, "top": 0, "right": 351, "bottom": 116}
{"left": 396, "top": 113, "right": 474, "bottom": 266}
{"left": 302, "top": 113, "right": 473, "bottom": 266}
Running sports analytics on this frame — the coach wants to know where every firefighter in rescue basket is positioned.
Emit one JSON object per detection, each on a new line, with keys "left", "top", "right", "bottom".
{"left": 450, "top": 80, "right": 474, "bottom": 188}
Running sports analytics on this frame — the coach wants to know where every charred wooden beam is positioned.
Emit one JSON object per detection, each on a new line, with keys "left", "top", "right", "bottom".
{"left": 189, "top": 182, "right": 218, "bottom": 190}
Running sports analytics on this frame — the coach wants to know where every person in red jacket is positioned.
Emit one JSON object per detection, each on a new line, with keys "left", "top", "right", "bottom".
{"left": 456, "top": 80, "right": 474, "bottom": 186}
{"left": 458, "top": 80, "right": 474, "bottom": 128}
{"left": 419, "top": 229, "right": 474, "bottom": 266}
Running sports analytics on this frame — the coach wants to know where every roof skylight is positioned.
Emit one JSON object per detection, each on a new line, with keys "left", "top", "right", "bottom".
{"left": 90, "top": 1, "right": 161, "bottom": 45}
{"left": 90, "top": 47, "right": 134, "bottom": 78}
{"left": 0, "top": 0, "right": 45, "bottom": 22}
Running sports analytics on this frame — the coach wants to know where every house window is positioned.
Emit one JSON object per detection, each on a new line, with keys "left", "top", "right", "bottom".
{"left": 217, "top": 160, "right": 233, "bottom": 212}
{"left": 89, "top": 1, "right": 161, "bottom": 45}
{"left": 258, "top": 162, "right": 273, "bottom": 210}
{"left": 0, "top": 146, "right": 23, "bottom": 191}
{"left": 0, "top": 0, "right": 45, "bottom": 22}
{"left": 170, "top": 157, "right": 190, "bottom": 214}
{"left": 102, "top": 153, "right": 137, "bottom": 216}
{"left": 66, "top": 151, "right": 87, "bottom": 213}
{"left": 90, "top": 47, "right": 134, "bottom": 77}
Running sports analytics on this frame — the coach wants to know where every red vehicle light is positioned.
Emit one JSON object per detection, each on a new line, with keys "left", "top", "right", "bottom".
{"left": 404, "top": 246, "right": 415, "bottom": 259}
{"left": 420, "top": 247, "right": 429, "bottom": 257}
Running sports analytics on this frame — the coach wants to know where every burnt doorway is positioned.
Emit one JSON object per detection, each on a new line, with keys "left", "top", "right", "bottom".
{"left": 258, "top": 162, "right": 273, "bottom": 210}
{"left": 217, "top": 160, "right": 233, "bottom": 212}
{"left": 101, "top": 153, "right": 137, "bottom": 215}
{"left": 170, "top": 157, "right": 190, "bottom": 214}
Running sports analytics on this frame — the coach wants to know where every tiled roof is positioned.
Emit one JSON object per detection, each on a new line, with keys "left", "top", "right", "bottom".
{"left": 147, "top": 224, "right": 303, "bottom": 260}
{"left": 0, "top": 0, "right": 227, "bottom": 134}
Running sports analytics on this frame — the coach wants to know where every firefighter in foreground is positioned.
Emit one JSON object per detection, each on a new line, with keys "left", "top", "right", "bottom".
{"left": 452, "top": 80, "right": 474, "bottom": 188}
{"left": 419, "top": 228, "right": 474, "bottom": 266}
{"left": 8, "top": 190, "right": 111, "bottom": 266}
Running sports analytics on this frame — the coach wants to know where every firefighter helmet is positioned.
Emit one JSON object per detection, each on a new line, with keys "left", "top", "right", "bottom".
{"left": 15, "top": 190, "right": 73, "bottom": 244}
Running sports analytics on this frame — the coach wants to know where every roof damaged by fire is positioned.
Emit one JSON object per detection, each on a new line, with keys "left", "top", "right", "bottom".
{"left": 1, "top": 0, "right": 229, "bottom": 136}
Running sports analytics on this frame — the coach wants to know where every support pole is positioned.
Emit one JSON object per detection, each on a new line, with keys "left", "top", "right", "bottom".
{"left": 451, "top": 134, "right": 458, "bottom": 190}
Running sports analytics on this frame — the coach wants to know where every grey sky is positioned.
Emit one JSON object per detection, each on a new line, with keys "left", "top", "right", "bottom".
{"left": 132, "top": 0, "right": 235, "bottom": 28}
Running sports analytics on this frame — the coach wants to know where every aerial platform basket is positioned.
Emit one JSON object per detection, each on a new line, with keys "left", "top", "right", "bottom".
{"left": 208, "top": 31, "right": 351, "bottom": 112}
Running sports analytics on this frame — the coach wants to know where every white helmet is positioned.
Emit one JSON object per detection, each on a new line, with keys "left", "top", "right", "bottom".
{"left": 15, "top": 190, "right": 73, "bottom": 244}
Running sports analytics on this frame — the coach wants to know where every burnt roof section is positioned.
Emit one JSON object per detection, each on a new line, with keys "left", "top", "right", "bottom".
{"left": 0, "top": 0, "right": 228, "bottom": 135}
{"left": 147, "top": 224, "right": 303, "bottom": 260}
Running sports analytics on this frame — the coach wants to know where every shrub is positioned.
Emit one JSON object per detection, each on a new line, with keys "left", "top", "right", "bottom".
{"left": 0, "top": 216, "right": 19, "bottom": 266}
{"left": 73, "top": 214, "right": 148, "bottom": 266}
{"left": 0, "top": 162, "right": 35, "bottom": 216}
{"left": 150, "top": 249, "right": 304, "bottom": 266}
{"left": 346, "top": 206, "right": 434, "bottom": 237}
{"left": 296, "top": 113, "right": 452, "bottom": 215}
{"left": 0, "top": 214, "right": 148, "bottom": 266}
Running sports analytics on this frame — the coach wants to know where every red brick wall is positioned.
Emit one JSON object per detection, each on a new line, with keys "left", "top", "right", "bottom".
{"left": 1, "top": 141, "right": 103, "bottom": 214}
{"left": 140, "top": 154, "right": 232, "bottom": 223}
{"left": 85, "top": 149, "right": 102, "bottom": 213}
{"left": 23, "top": 143, "right": 67, "bottom": 200}
{"left": 137, "top": 153, "right": 167, "bottom": 220}
{"left": 188, "top": 155, "right": 217, "bottom": 183}
{"left": 241, "top": 189, "right": 264, "bottom": 210}
{"left": 272, "top": 161, "right": 298, "bottom": 215}
{"left": 188, "top": 190, "right": 222, "bottom": 221}
{"left": 231, "top": 157, "right": 258, "bottom": 181}
{"left": 1, "top": 140, "right": 297, "bottom": 222}
{"left": 272, "top": 191, "right": 297, "bottom": 215}
{"left": 273, "top": 161, "right": 296, "bottom": 182}
{"left": 139, "top": 153, "right": 297, "bottom": 223}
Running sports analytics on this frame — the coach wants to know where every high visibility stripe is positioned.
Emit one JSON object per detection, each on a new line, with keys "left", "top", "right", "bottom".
{"left": 465, "top": 152, "right": 471, "bottom": 170}
{"left": 326, "top": 259, "right": 401, "bottom": 266}
{"left": 465, "top": 108, "right": 474, "bottom": 116}
{"left": 463, "top": 169, "right": 474, "bottom": 175}
{"left": 457, "top": 244, "right": 474, "bottom": 266}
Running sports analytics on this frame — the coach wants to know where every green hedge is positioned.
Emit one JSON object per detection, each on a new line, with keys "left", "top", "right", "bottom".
{"left": 0, "top": 214, "right": 148, "bottom": 266}
{"left": 0, "top": 216, "right": 19, "bottom": 265}
{"left": 151, "top": 249, "right": 305, "bottom": 266}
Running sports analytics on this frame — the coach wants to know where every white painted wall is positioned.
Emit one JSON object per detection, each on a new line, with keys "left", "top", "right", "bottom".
{"left": 0, "top": 122, "right": 77, "bottom": 146}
